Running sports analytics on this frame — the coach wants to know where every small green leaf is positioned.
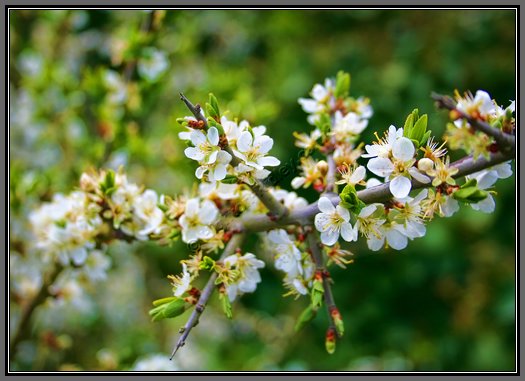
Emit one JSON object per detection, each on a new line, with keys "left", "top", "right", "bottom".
{"left": 219, "top": 292, "right": 233, "bottom": 319}
{"left": 221, "top": 174, "right": 238, "bottom": 184}
{"left": 199, "top": 256, "right": 216, "bottom": 271}
{"left": 152, "top": 296, "right": 177, "bottom": 307}
{"left": 209, "top": 93, "right": 220, "bottom": 117}
{"left": 334, "top": 71, "right": 351, "bottom": 98}
{"left": 294, "top": 305, "right": 317, "bottom": 332}
{"left": 339, "top": 184, "right": 366, "bottom": 214}
{"left": 207, "top": 117, "right": 225, "bottom": 135}
{"left": 100, "top": 170, "right": 116, "bottom": 195}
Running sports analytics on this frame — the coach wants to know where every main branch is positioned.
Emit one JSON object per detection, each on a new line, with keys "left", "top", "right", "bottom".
{"left": 229, "top": 148, "right": 515, "bottom": 233}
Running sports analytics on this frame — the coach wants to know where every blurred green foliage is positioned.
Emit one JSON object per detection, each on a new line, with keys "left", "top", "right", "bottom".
{"left": 9, "top": 10, "right": 515, "bottom": 371}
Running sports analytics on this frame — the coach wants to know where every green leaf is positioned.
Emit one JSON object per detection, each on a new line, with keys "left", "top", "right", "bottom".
{"left": 199, "top": 256, "right": 216, "bottom": 271}
{"left": 219, "top": 292, "right": 233, "bottom": 319}
{"left": 339, "top": 184, "right": 366, "bottom": 214}
{"left": 100, "top": 170, "right": 116, "bottom": 195}
{"left": 334, "top": 71, "right": 351, "bottom": 98}
{"left": 221, "top": 174, "right": 239, "bottom": 184}
{"left": 209, "top": 93, "right": 220, "bottom": 118}
{"left": 152, "top": 296, "right": 177, "bottom": 307}
{"left": 315, "top": 112, "right": 332, "bottom": 138}
{"left": 207, "top": 117, "right": 225, "bottom": 135}
{"left": 294, "top": 305, "right": 317, "bottom": 332}
{"left": 452, "top": 179, "right": 489, "bottom": 203}
{"left": 410, "top": 114, "right": 428, "bottom": 145}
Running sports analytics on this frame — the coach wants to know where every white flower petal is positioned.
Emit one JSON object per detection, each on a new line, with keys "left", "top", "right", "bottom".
{"left": 257, "top": 156, "right": 280, "bottom": 167}
{"left": 359, "top": 204, "right": 377, "bottom": 218}
{"left": 320, "top": 230, "right": 339, "bottom": 246}
{"left": 409, "top": 167, "right": 431, "bottom": 183}
{"left": 199, "top": 200, "right": 219, "bottom": 224}
{"left": 184, "top": 147, "right": 205, "bottom": 161}
{"left": 367, "top": 157, "right": 394, "bottom": 177}
{"left": 318, "top": 196, "right": 335, "bottom": 213}
{"left": 255, "top": 135, "right": 273, "bottom": 154}
{"left": 340, "top": 222, "right": 357, "bottom": 242}
{"left": 314, "top": 213, "right": 331, "bottom": 232}
{"left": 207, "top": 127, "right": 219, "bottom": 146}
{"left": 189, "top": 130, "right": 207, "bottom": 146}
{"left": 471, "top": 194, "right": 495, "bottom": 213}
{"left": 367, "top": 234, "right": 384, "bottom": 251}
{"left": 385, "top": 229, "right": 408, "bottom": 250}
{"left": 237, "top": 131, "right": 253, "bottom": 152}
{"left": 389, "top": 176, "right": 412, "bottom": 199}
{"left": 336, "top": 205, "right": 350, "bottom": 221}
{"left": 392, "top": 137, "right": 415, "bottom": 161}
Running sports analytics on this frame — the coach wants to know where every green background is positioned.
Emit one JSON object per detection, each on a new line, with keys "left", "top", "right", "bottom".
{"left": 9, "top": 10, "right": 516, "bottom": 371}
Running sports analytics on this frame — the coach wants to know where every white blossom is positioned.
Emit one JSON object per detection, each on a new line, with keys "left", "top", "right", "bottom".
{"left": 267, "top": 229, "right": 303, "bottom": 279}
{"left": 314, "top": 197, "right": 357, "bottom": 246}
{"left": 232, "top": 130, "right": 280, "bottom": 170}
{"left": 466, "top": 161, "right": 512, "bottom": 213}
{"left": 179, "top": 198, "right": 219, "bottom": 244}
{"left": 366, "top": 135, "right": 429, "bottom": 198}
{"left": 332, "top": 111, "right": 368, "bottom": 141}
{"left": 223, "top": 253, "right": 265, "bottom": 302}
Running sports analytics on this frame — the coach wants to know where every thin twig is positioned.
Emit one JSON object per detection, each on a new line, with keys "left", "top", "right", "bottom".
{"left": 431, "top": 92, "right": 515, "bottom": 152}
{"left": 170, "top": 232, "right": 245, "bottom": 359}
{"left": 179, "top": 93, "right": 289, "bottom": 219}
{"left": 306, "top": 230, "right": 339, "bottom": 335}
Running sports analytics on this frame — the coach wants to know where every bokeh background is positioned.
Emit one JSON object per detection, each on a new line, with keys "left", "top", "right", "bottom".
{"left": 9, "top": 10, "right": 516, "bottom": 371}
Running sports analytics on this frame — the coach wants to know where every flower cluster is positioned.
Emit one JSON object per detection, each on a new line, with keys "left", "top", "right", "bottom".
{"left": 446, "top": 89, "right": 515, "bottom": 159}
{"left": 265, "top": 229, "right": 315, "bottom": 297}
{"left": 179, "top": 110, "right": 280, "bottom": 183}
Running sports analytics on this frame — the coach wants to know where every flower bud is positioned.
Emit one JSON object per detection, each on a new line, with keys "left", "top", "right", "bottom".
{"left": 325, "top": 327, "right": 337, "bottom": 355}
{"left": 330, "top": 306, "right": 344, "bottom": 337}
{"left": 310, "top": 272, "right": 325, "bottom": 310}
{"left": 317, "top": 160, "right": 329, "bottom": 175}
{"left": 417, "top": 157, "right": 434, "bottom": 173}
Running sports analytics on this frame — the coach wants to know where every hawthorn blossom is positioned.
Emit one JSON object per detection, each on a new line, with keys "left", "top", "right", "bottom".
{"left": 455, "top": 90, "right": 496, "bottom": 119}
{"left": 298, "top": 78, "right": 335, "bottom": 125}
{"left": 465, "top": 161, "right": 512, "bottom": 213}
{"left": 335, "top": 163, "right": 366, "bottom": 186}
{"left": 267, "top": 229, "right": 303, "bottom": 279}
{"left": 425, "top": 156, "right": 459, "bottom": 187}
{"left": 362, "top": 125, "right": 403, "bottom": 159}
{"left": 169, "top": 263, "right": 192, "bottom": 297}
{"left": 314, "top": 196, "right": 357, "bottom": 246}
{"left": 232, "top": 130, "right": 280, "bottom": 170}
{"left": 366, "top": 222, "right": 409, "bottom": 251}
{"left": 353, "top": 204, "right": 386, "bottom": 248}
{"left": 179, "top": 198, "right": 219, "bottom": 244}
{"left": 132, "top": 190, "right": 164, "bottom": 237}
{"left": 184, "top": 127, "right": 225, "bottom": 165}
{"left": 332, "top": 111, "right": 368, "bottom": 142}
{"left": 223, "top": 253, "right": 265, "bottom": 302}
{"left": 366, "top": 135, "right": 430, "bottom": 198}
{"left": 194, "top": 149, "right": 232, "bottom": 181}
{"left": 269, "top": 189, "right": 308, "bottom": 211}
{"left": 293, "top": 129, "right": 321, "bottom": 151}
{"left": 394, "top": 189, "right": 428, "bottom": 239}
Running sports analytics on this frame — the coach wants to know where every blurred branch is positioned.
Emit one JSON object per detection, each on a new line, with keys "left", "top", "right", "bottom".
{"left": 170, "top": 232, "right": 245, "bottom": 359}
{"left": 10, "top": 263, "right": 64, "bottom": 357}
{"left": 431, "top": 92, "right": 515, "bottom": 153}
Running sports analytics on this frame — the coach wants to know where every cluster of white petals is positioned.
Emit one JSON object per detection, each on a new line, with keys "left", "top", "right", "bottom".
{"left": 363, "top": 126, "right": 430, "bottom": 198}
{"left": 222, "top": 253, "right": 265, "bottom": 302}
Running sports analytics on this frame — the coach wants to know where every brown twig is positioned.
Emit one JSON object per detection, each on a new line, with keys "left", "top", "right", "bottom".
{"left": 170, "top": 232, "right": 245, "bottom": 358}
{"left": 431, "top": 92, "right": 515, "bottom": 153}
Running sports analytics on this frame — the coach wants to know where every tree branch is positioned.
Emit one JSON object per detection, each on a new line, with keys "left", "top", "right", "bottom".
{"left": 431, "top": 92, "right": 515, "bottom": 153}
{"left": 229, "top": 148, "right": 514, "bottom": 233}
{"left": 170, "top": 232, "right": 245, "bottom": 359}
{"left": 307, "top": 230, "right": 339, "bottom": 335}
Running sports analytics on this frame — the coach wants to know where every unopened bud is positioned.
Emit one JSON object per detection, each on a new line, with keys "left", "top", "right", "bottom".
{"left": 317, "top": 160, "right": 329, "bottom": 175}
{"left": 417, "top": 158, "right": 434, "bottom": 173}
{"left": 325, "top": 327, "right": 337, "bottom": 355}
